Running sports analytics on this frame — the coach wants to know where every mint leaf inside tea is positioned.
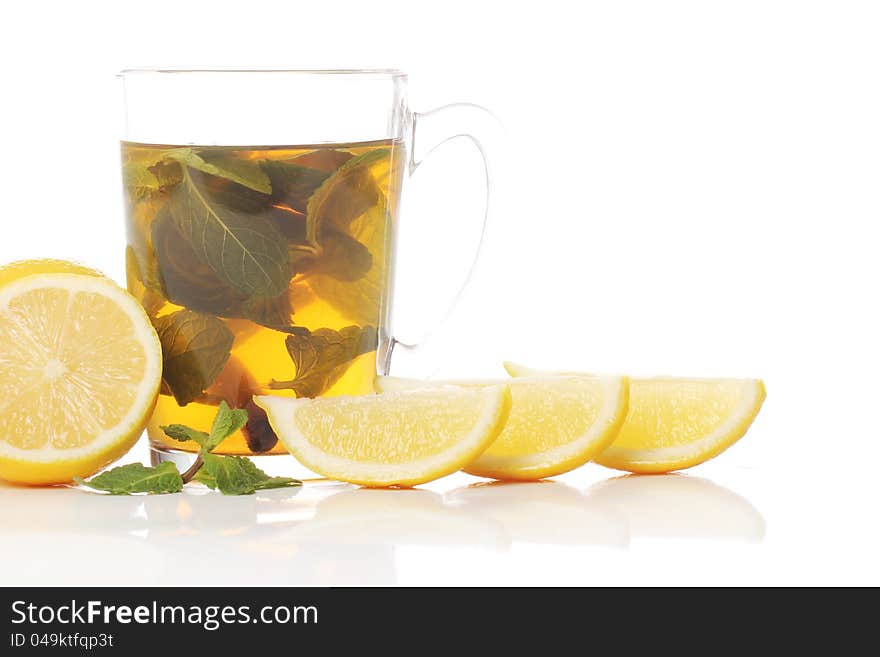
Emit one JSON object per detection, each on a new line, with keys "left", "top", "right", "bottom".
{"left": 121, "top": 140, "right": 403, "bottom": 456}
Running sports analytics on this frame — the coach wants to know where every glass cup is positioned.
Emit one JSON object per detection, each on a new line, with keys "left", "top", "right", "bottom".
{"left": 118, "top": 69, "right": 496, "bottom": 472}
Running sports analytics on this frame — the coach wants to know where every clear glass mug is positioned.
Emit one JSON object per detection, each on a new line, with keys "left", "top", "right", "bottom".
{"left": 118, "top": 69, "right": 496, "bottom": 470}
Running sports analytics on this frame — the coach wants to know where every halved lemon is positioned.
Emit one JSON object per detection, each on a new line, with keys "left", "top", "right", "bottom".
{"left": 505, "top": 362, "right": 765, "bottom": 474}
{"left": 0, "top": 258, "right": 104, "bottom": 287}
{"left": 254, "top": 385, "right": 511, "bottom": 487}
{"left": 378, "top": 375, "right": 629, "bottom": 480}
{"left": 0, "top": 270, "right": 162, "bottom": 484}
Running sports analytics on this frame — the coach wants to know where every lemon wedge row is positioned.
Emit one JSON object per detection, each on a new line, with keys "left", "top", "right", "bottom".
{"left": 256, "top": 367, "right": 764, "bottom": 486}
{"left": 504, "top": 363, "right": 766, "bottom": 474}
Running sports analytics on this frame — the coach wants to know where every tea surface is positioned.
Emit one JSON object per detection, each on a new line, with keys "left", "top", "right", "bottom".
{"left": 121, "top": 140, "right": 403, "bottom": 454}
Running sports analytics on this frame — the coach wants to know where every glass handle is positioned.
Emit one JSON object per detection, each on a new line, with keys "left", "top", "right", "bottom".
{"left": 380, "top": 103, "right": 501, "bottom": 376}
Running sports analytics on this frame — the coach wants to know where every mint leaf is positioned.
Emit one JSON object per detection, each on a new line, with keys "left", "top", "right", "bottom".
{"left": 152, "top": 209, "right": 295, "bottom": 331}
{"left": 262, "top": 160, "right": 330, "bottom": 213}
{"left": 305, "top": 148, "right": 396, "bottom": 323}
{"left": 192, "top": 467, "right": 217, "bottom": 489}
{"left": 75, "top": 462, "right": 183, "bottom": 495}
{"left": 76, "top": 407, "right": 295, "bottom": 496}
{"left": 152, "top": 209, "right": 250, "bottom": 317}
{"left": 122, "top": 155, "right": 183, "bottom": 199}
{"left": 269, "top": 325, "right": 377, "bottom": 398}
{"left": 165, "top": 148, "right": 272, "bottom": 194}
{"left": 313, "top": 228, "right": 372, "bottom": 281}
{"left": 160, "top": 402, "right": 247, "bottom": 454}
{"left": 239, "top": 294, "right": 295, "bottom": 332}
{"left": 198, "top": 453, "right": 300, "bottom": 495}
{"left": 305, "top": 149, "right": 387, "bottom": 245}
{"left": 291, "top": 148, "right": 353, "bottom": 172}
{"left": 152, "top": 309, "right": 234, "bottom": 406}
{"left": 265, "top": 204, "right": 308, "bottom": 243}
{"left": 168, "top": 166, "right": 291, "bottom": 298}
{"left": 122, "top": 161, "right": 163, "bottom": 200}
{"left": 205, "top": 401, "right": 249, "bottom": 452}
{"left": 160, "top": 423, "right": 210, "bottom": 448}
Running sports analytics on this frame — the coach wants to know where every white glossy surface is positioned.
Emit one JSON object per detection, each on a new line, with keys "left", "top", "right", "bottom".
{"left": 0, "top": 469, "right": 754, "bottom": 586}
{"left": 4, "top": 410, "right": 877, "bottom": 587}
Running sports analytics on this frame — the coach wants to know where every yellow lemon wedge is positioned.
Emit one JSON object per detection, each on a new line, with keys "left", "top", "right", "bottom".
{"left": 254, "top": 385, "right": 511, "bottom": 487}
{"left": 377, "top": 375, "right": 629, "bottom": 481}
{"left": 504, "top": 362, "right": 765, "bottom": 474}
{"left": 0, "top": 269, "right": 161, "bottom": 484}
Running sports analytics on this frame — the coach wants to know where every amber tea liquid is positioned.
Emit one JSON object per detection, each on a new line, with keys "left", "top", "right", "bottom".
{"left": 121, "top": 140, "right": 403, "bottom": 455}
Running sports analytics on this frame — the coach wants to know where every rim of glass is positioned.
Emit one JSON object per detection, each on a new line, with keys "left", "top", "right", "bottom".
{"left": 118, "top": 68, "right": 407, "bottom": 78}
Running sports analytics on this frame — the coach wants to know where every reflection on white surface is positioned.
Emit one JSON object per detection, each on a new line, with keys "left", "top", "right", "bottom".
{"left": 584, "top": 474, "right": 766, "bottom": 540}
{"left": 0, "top": 473, "right": 765, "bottom": 585}
{"left": 267, "top": 488, "right": 508, "bottom": 547}
{"left": 445, "top": 481, "right": 628, "bottom": 547}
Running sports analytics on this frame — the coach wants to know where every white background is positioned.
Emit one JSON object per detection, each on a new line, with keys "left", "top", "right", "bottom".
{"left": 1, "top": 0, "right": 879, "bottom": 586}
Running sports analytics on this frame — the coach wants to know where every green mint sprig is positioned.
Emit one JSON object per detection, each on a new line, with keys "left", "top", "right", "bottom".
{"left": 73, "top": 462, "right": 183, "bottom": 495}
{"left": 75, "top": 401, "right": 300, "bottom": 496}
{"left": 195, "top": 454, "right": 299, "bottom": 495}
{"left": 162, "top": 400, "right": 249, "bottom": 453}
